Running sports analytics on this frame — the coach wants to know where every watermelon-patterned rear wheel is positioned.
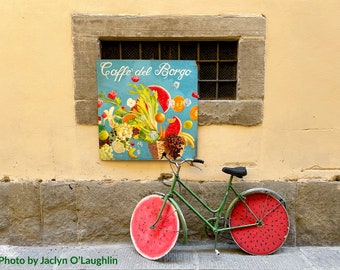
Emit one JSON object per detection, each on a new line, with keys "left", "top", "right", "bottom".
{"left": 130, "top": 195, "right": 179, "bottom": 260}
{"left": 229, "top": 192, "right": 289, "bottom": 255}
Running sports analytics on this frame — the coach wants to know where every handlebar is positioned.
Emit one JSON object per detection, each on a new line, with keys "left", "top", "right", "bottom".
{"left": 161, "top": 152, "right": 204, "bottom": 165}
{"left": 193, "top": 158, "right": 205, "bottom": 164}
{"left": 161, "top": 152, "right": 204, "bottom": 178}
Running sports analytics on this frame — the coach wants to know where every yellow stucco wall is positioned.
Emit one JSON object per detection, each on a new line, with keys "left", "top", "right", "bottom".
{"left": 1, "top": 0, "right": 339, "bottom": 182}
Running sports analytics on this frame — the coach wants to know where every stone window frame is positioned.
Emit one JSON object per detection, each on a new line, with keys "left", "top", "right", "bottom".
{"left": 72, "top": 14, "right": 266, "bottom": 126}
{"left": 101, "top": 40, "right": 240, "bottom": 100}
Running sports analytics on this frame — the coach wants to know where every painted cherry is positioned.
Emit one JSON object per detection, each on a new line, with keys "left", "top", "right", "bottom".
{"left": 107, "top": 90, "right": 117, "bottom": 100}
{"left": 98, "top": 98, "right": 103, "bottom": 108}
{"left": 131, "top": 76, "right": 140, "bottom": 82}
{"left": 192, "top": 92, "right": 199, "bottom": 98}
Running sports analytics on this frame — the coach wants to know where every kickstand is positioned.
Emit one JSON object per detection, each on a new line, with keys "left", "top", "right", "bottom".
{"left": 214, "top": 233, "right": 220, "bottom": 255}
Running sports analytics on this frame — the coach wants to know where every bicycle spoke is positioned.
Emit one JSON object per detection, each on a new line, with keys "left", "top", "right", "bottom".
{"left": 240, "top": 198, "right": 259, "bottom": 221}
{"left": 153, "top": 209, "right": 180, "bottom": 232}
{"left": 158, "top": 208, "right": 178, "bottom": 222}
{"left": 260, "top": 201, "right": 282, "bottom": 221}
{"left": 151, "top": 227, "right": 180, "bottom": 233}
{"left": 260, "top": 193, "right": 269, "bottom": 219}
{"left": 243, "top": 193, "right": 282, "bottom": 222}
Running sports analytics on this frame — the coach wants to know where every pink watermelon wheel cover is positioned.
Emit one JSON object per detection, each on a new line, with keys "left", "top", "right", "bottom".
{"left": 130, "top": 194, "right": 180, "bottom": 260}
{"left": 229, "top": 192, "right": 289, "bottom": 255}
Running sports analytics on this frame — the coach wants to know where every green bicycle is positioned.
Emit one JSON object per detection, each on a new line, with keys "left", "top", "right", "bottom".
{"left": 130, "top": 152, "right": 289, "bottom": 260}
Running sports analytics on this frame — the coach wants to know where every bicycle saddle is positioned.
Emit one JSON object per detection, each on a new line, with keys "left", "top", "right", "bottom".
{"left": 222, "top": 167, "right": 247, "bottom": 178}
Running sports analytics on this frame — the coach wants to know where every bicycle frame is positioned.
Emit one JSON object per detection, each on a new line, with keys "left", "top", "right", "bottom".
{"left": 131, "top": 153, "right": 290, "bottom": 259}
{"left": 150, "top": 158, "right": 260, "bottom": 250}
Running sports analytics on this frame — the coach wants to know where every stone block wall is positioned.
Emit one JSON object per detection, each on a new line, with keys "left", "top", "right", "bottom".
{"left": 0, "top": 179, "right": 339, "bottom": 246}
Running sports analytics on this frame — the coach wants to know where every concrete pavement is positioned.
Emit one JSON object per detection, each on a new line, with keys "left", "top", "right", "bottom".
{"left": 0, "top": 241, "right": 339, "bottom": 269}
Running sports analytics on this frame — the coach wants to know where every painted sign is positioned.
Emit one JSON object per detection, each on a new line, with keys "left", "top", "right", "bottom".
{"left": 97, "top": 60, "right": 198, "bottom": 160}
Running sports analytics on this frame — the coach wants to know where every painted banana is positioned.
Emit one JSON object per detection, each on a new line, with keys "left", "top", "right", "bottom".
{"left": 128, "top": 147, "right": 138, "bottom": 158}
{"left": 180, "top": 132, "right": 195, "bottom": 148}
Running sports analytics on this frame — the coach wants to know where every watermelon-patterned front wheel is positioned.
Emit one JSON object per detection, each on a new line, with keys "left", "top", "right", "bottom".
{"left": 229, "top": 192, "right": 289, "bottom": 255}
{"left": 130, "top": 195, "right": 180, "bottom": 260}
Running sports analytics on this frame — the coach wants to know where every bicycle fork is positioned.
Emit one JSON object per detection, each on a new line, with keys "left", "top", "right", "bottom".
{"left": 149, "top": 193, "right": 171, "bottom": 230}
{"left": 149, "top": 176, "right": 179, "bottom": 230}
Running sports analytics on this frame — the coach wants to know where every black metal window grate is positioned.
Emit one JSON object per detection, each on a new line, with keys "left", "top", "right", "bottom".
{"left": 100, "top": 41, "right": 238, "bottom": 100}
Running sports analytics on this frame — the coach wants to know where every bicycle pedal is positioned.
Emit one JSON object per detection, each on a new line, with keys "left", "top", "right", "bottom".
{"left": 215, "top": 249, "right": 220, "bottom": 255}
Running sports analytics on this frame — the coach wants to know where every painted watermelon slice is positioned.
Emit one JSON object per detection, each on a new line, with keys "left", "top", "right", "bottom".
{"left": 229, "top": 192, "right": 289, "bottom": 255}
{"left": 165, "top": 116, "right": 182, "bottom": 138}
{"left": 130, "top": 194, "right": 179, "bottom": 260}
{"left": 148, "top": 85, "right": 171, "bottom": 113}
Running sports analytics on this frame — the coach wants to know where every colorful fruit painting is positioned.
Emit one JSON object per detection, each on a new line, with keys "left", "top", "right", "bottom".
{"left": 97, "top": 60, "right": 198, "bottom": 160}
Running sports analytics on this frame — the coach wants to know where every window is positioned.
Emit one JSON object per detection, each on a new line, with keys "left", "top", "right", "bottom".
{"left": 100, "top": 41, "right": 238, "bottom": 100}
{"left": 72, "top": 15, "right": 265, "bottom": 126}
